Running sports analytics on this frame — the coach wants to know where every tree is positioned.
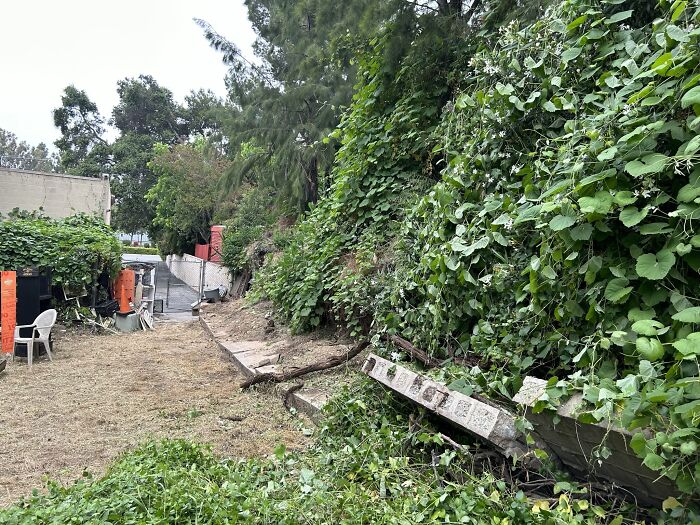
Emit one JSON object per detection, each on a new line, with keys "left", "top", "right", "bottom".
{"left": 109, "top": 75, "right": 186, "bottom": 234}
{"left": 183, "top": 89, "right": 226, "bottom": 143}
{"left": 112, "top": 75, "right": 184, "bottom": 143}
{"left": 0, "top": 128, "right": 57, "bottom": 172}
{"left": 146, "top": 140, "right": 230, "bottom": 254}
{"left": 196, "top": 0, "right": 402, "bottom": 208}
{"left": 53, "top": 86, "right": 110, "bottom": 177}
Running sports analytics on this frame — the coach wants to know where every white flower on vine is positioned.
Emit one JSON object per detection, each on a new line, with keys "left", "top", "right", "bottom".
{"left": 390, "top": 351, "right": 402, "bottom": 362}
{"left": 511, "top": 164, "right": 523, "bottom": 173}
{"left": 505, "top": 219, "right": 514, "bottom": 230}
{"left": 499, "top": 130, "right": 506, "bottom": 138}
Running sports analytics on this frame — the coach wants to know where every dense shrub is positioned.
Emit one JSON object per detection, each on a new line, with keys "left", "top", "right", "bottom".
{"left": 0, "top": 213, "right": 122, "bottom": 290}
{"left": 122, "top": 246, "right": 159, "bottom": 255}
{"left": 220, "top": 188, "right": 279, "bottom": 274}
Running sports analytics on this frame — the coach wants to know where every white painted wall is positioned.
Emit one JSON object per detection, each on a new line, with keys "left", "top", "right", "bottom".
{"left": 166, "top": 254, "right": 232, "bottom": 292}
{"left": 0, "top": 168, "right": 111, "bottom": 223}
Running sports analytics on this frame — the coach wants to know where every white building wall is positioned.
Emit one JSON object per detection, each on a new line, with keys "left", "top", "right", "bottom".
{"left": 0, "top": 168, "right": 111, "bottom": 223}
{"left": 166, "top": 254, "right": 232, "bottom": 292}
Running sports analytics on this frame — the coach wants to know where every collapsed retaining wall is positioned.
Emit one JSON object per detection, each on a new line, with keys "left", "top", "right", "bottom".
{"left": 166, "top": 254, "right": 232, "bottom": 292}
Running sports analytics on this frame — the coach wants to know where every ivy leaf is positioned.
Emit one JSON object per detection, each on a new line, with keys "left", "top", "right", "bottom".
{"left": 680, "top": 135, "right": 700, "bottom": 156}
{"left": 579, "top": 191, "right": 613, "bottom": 215}
{"left": 619, "top": 206, "right": 649, "bottom": 227}
{"left": 549, "top": 214, "right": 576, "bottom": 231}
{"left": 570, "top": 224, "right": 593, "bottom": 241}
{"left": 630, "top": 432, "right": 648, "bottom": 456}
{"left": 625, "top": 154, "right": 669, "bottom": 177}
{"left": 492, "top": 231, "right": 508, "bottom": 246}
{"left": 639, "top": 222, "right": 672, "bottom": 235}
{"left": 452, "top": 236, "right": 490, "bottom": 257}
{"left": 672, "top": 307, "right": 700, "bottom": 323}
{"left": 642, "top": 453, "right": 665, "bottom": 471}
{"left": 616, "top": 375, "right": 638, "bottom": 396}
{"left": 541, "top": 266, "right": 557, "bottom": 280}
{"left": 613, "top": 191, "right": 637, "bottom": 206}
{"left": 604, "top": 277, "right": 633, "bottom": 303}
{"left": 445, "top": 256, "right": 460, "bottom": 271}
{"left": 672, "top": 333, "right": 700, "bottom": 358}
{"left": 597, "top": 146, "right": 617, "bottom": 161}
{"left": 676, "top": 243, "right": 692, "bottom": 256}
{"left": 606, "top": 10, "right": 633, "bottom": 24}
{"left": 666, "top": 24, "right": 689, "bottom": 43}
{"left": 681, "top": 86, "right": 700, "bottom": 108}
{"left": 562, "top": 47, "right": 582, "bottom": 63}
{"left": 631, "top": 319, "right": 665, "bottom": 336}
{"left": 636, "top": 250, "right": 675, "bottom": 280}
{"left": 677, "top": 183, "right": 700, "bottom": 203}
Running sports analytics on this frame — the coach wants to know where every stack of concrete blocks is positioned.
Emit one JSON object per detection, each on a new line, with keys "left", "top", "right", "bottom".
{"left": 362, "top": 353, "right": 529, "bottom": 459}
{"left": 513, "top": 376, "right": 679, "bottom": 507}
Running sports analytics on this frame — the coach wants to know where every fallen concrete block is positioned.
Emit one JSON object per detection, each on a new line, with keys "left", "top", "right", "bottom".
{"left": 362, "top": 353, "right": 528, "bottom": 459}
{"left": 514, "top": 376, "right": 679, "bottom": 507}
{"left": 286, "top": 387, "right": 328, "bottom": 422}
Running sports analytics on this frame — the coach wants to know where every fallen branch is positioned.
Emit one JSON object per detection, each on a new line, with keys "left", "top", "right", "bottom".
{"left": 240, "top": 341, "right": 369, "bottom": 389}
{"left": 385, "top": 334, "right": 482, "bottom": 368}
{"left": 387, "top": 335, "right": 441, "bottom": 367}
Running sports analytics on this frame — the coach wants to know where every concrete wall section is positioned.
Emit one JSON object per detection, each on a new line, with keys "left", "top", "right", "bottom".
{"left": 166, "top": 254, "right": 232, "bottom": 293}
{"left": 0, "top": 168, "right": 111, "bottom": 223}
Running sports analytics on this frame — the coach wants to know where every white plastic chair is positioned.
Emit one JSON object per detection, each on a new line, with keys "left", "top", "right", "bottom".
{"left": 13, "top": 309, "right": 57, "bottom": 368}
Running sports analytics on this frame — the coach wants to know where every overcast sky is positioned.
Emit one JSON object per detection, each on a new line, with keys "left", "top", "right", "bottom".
{"left": 0, "top": 1, "right": 257, "bottom": 148}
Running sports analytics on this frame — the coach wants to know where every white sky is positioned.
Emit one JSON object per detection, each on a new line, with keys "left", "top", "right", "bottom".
{"left": 0, "top": 1, "right": 257, "bottom": 148}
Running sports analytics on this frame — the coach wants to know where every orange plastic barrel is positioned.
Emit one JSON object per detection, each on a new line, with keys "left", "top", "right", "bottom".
{"left": 114, "top": 269, "right": 135, "bottom": 314}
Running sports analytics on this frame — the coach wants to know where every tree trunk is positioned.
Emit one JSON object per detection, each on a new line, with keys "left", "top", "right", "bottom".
{"left": 304, "top": 156, "right": 319, "bottom": 205}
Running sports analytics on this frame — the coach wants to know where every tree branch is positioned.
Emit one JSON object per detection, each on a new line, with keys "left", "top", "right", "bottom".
{"left": 240, "top": 341, "right": 369, "bottom": 389}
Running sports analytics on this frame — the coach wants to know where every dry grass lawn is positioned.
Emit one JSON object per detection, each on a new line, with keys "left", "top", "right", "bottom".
{"left": 0, "top": 321, "right": 309, "bottom": 507}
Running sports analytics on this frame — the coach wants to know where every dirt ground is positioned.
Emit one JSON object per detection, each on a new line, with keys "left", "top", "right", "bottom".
{"left": 202, "top": 299, "right": 360, "bottom": 372}
{"left": 202, "top": 299, "right": 368, "bottom": 393}
{"left": 0, "top": 321, "right": 310, "bottom": 507}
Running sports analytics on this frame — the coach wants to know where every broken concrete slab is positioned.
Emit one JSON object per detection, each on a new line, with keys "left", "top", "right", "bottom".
{"left": 362, "top": 353, "right": 529, "bottom": 459}
{"left": 514, "top": 376, "right": 679, "bottom": 507}
{"left": 286, "top": 387, "right": 328, "bottom": 422}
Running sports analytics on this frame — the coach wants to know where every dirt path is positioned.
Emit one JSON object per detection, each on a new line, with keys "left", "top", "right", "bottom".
{"left": 0, "top": 321, "right": 309, "bottom": 507}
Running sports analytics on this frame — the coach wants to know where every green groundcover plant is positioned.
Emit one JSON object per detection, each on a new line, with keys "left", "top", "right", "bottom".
{"left": 0, "top": 383, "right": 653, "bottom": 524}
{"left": 0, "top": 213, "right": 122, "bottom": 290}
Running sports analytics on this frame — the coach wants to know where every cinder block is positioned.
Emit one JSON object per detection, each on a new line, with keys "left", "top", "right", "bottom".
{"left": 362, "top": 353, "right": 528, "bottom": 459}
{"left": 514, "top": 376, "right": 679, "bottom": 507}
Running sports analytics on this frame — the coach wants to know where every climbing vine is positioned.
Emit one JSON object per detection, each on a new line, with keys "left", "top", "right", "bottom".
{"left": 257, "top": 0, "right": 700, "bottom": 503}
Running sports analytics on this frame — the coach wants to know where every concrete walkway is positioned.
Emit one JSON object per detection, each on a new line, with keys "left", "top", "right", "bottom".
{"left": 154, "top": 261, "right": 201, "bottom": 318}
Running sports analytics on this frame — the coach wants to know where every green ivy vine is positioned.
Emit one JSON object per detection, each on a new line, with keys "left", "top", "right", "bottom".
{"left": 0, "top": 213, "right": 122, "bottom": 290}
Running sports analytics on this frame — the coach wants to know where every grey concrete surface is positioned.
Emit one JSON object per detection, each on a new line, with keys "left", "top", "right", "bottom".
{"left": 363, "top": 353, "right": 528, "bottom": 459}
{"left": 514, "top": 376, "right": 679, "bottom": 507}
{"left": 152, "top": 261, "right": 201, "bottom": 317}
{"left": 121, "top": 254, "right": 162, "bottom": 264}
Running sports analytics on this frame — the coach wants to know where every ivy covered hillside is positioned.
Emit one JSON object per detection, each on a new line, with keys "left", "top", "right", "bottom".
{"left": 255, "top": 0, "right": 700, "bottom": 507}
